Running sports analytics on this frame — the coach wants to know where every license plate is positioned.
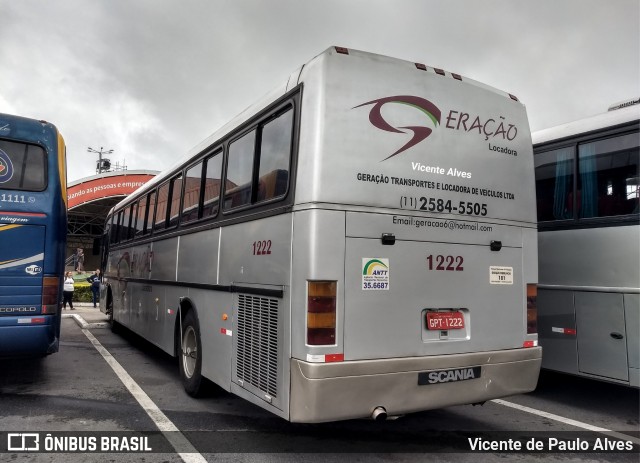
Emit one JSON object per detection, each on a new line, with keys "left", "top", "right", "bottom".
{"left": 426, "top": 311, "right": 465, "bottom": 330}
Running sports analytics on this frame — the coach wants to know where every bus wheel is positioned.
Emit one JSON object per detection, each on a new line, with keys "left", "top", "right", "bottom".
{"left": 179, "top": 310, "right": 203, "bottom": 397}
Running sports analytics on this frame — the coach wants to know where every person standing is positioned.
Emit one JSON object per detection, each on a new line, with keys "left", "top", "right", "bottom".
{"left": 62, "top": 271, "right": 75, "bottom": 310}
{"left": 87, "top": 269, "right": 101, "bottom": 308}
{"left": 76, "top": 248, "right": 84, "bottom": 272}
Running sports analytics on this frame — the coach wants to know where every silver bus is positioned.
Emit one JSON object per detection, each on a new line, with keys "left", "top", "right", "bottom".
{"left": 533, "top": 98, "right": 640, "bottom": 387}
{"left": 100, "top": 47, "right": 541, "bottom": 422}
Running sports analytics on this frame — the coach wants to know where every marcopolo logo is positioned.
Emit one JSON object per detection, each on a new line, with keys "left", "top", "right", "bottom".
{"left": 0, "top": 148, "right": 14, "bottom": 184}
{"left": 354, "top": 95, "right": 441, "bottom": 161}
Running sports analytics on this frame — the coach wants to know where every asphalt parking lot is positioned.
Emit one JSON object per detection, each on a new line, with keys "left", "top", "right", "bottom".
{"left": 0, "top": 306, "right": 638, "bottom": 462}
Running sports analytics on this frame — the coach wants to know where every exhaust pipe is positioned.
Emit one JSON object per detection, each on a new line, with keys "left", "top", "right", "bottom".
{"left": 371, "top": 406, "right": 388, "bottom": 421}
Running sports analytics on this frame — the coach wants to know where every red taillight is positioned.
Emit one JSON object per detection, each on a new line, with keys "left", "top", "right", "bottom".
{"left": 42, "top": 276, "right": 59, "bottom": 314}
{"left": 307, "top": 281, "right": 337, "bottom": 345}
{"left": 527, "top": 284, "right": 537, "bottom": 334}
{"left": 334, "top": 46, "right": 349, "bottom": 55}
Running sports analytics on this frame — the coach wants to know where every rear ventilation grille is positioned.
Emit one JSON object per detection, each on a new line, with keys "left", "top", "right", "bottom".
{"left": 236, "top": 294, "right": 279, "bottom": 398}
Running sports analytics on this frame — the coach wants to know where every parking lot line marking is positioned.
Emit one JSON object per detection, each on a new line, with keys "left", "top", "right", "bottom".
{"left": 492, "top": 399, "right": 640, "bottom": 445}
{"left": 82, "top": 328, "right": 208, "bottom": 463}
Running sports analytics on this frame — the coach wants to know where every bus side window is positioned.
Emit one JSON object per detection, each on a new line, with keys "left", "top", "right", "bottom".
{"left": 577, "top": 133, "right": 639, "bottom": 218}
{"left": 224, "top": 130, "right": 256, "bottom": 210}
{"left": 154, "top": 182, "right": 170, "bottom": 231}
{"left": 114, "top": 210, "right": 124, "bottom": 243}
{"left": 535, "top": 147, "right": 575, "bottom": 221}
{"left": 128, "top": 202, "right": 138, "bottom": 240}
{"left": 135, "top": 195, "right": 148, "bottom": 237}
{"left": 109, "top": 214, "right": 118, "bottom": 244}
{"left": 202, "top": 151, "right": 222, "bottom": 219}
{"left": 257, "top": 108, "right": 292, "bottom": 203}
{"left": 119, "top": 206, "right": 132, "bottom": 242}
{"left": 168, "top": 174, "right": 183, "bottom": 228}
{"left": 145, "top": 190, "right": 156, "bottom": 235}
{"left": 182, "top": 162, "right": 203, "bottom": 223}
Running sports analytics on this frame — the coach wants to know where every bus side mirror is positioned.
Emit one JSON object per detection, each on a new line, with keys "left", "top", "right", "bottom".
{"left": 92, "top": 237, "right": 101, "bottom": 255}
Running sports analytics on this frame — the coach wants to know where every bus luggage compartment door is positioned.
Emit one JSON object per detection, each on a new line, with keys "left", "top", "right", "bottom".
{"left": 343, "top": 236, "right": 525, "bottom": 360}
{"left": 575, "top": 292, "right": 629, "bottom": 382}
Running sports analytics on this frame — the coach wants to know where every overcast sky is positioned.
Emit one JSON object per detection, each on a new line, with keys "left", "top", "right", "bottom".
{"left": 1, "top": 0, "right": 638, "bottom": 181}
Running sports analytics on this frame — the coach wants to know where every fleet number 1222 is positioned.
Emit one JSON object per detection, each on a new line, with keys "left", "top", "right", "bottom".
{"left": 426, "top": 255, "right": 464, "bottom": 271}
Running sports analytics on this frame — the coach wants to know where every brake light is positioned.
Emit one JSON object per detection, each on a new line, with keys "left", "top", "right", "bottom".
{"left": 307, "top": 281, "right": 337, "bottom": 345}
{"left": 42, "top": 276, "right": 59, "bottom": 314}
{"left": 527, "top": 284, "right": 537, "bottom": 334}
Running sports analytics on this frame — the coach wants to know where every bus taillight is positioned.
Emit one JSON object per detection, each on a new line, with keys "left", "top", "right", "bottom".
{"left": 42, "top": 277, "right": 60, "bottom": 314}
{"left": 527, "top": 284, "right": 537, "bottom": 334}
{"left": 307, "top": 281, "right": 337, "bottom": 345}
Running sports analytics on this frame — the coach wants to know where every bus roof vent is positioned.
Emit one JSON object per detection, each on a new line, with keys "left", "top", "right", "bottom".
{"left": 608, "top": 97, "right": 640, "bottom": 112}
{"left": 334, "top": 46, "right": 349, "bottom": 55}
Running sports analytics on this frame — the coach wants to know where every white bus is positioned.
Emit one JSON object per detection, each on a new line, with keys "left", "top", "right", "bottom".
{"left": 101, "top": 47, "right": 541, "bottom": 422}
{"left": 533, "top": 98, "right": 639, "bottom": 387}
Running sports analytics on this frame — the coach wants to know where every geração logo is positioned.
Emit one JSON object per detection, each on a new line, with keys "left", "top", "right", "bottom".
{"left": 354, "top": 95, "right": 441, "bottom": 161}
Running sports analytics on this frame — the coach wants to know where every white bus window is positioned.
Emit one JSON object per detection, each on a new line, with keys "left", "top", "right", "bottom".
{"left": 224, "top": 130, "right": 256, "bottom": 210}
{"left": 154, "top": 182, "right": 170, "bottom": 231}
{"left": 182, "top": 162, "right": 202, "bottom": 223}
{"left": 257, "top": 109, "right": 292, "bottom": 203}
{"left": 535, "top": 147, "right": 574, "bottom": 221}
{"left": 578, "top": 133, "right": 639, "bottom": 218}
{"left": 168, "top": 174, "right": 183, "bottom": 227}
{"left": 202, "top": 152, "right": 222, "bottom": 219}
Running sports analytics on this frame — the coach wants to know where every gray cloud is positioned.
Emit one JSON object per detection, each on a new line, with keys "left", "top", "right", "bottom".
{"left": 1, "top": 0, "right": 638, "bottom": 180}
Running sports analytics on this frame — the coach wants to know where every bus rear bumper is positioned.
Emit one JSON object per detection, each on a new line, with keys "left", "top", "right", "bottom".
{"left": 289, "top": 347, "right": 542, "bottom": 423}
{"left": 0, "top": 323, "right": 58, "bottom": 356}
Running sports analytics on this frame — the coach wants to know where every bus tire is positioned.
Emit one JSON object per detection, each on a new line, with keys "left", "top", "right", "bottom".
{"left": 179, "top": 310, "right": 204, "bottom": 397}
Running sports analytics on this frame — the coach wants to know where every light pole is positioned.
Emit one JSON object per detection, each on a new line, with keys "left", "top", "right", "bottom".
{"left": 87, "top": 146, "right": 114, "bottom": 174}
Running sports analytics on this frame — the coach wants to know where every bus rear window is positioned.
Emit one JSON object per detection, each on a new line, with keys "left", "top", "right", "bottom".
{"left": 0, "top": 140, "right": 47, "bottom": 191}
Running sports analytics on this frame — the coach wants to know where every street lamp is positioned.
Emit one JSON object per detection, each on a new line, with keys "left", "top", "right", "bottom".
{"left": 87, "top": 146, "right": 114, "bottom": 174}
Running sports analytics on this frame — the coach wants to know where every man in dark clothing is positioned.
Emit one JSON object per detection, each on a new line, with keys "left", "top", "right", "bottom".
{"left": 87, "top": 269, "right": 101, "bottom": 308}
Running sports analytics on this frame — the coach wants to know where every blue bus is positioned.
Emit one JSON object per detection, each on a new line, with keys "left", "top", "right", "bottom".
{"left": 0, "top": 113, "right": 67, "bottom": 356}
